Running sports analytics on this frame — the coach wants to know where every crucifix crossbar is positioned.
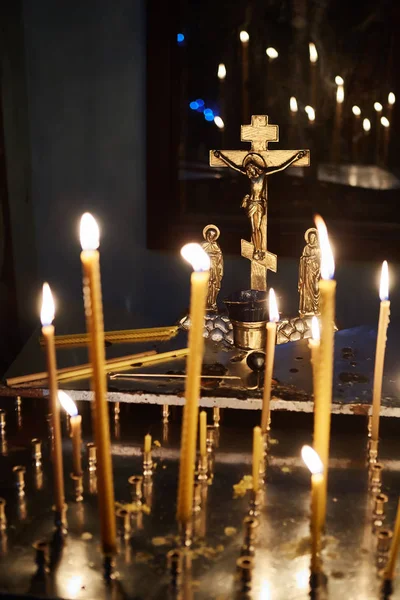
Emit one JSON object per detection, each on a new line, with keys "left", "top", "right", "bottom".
{"left": 210, "top": 115, "right": 310, "bottom": 291}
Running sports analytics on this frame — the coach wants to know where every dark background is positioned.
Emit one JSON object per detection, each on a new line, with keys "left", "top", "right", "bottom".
{"left": 0, "top": 0, "right": 399, "bottom": 375}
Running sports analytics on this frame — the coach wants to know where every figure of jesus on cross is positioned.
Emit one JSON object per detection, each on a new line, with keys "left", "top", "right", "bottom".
{"left": 210, "top": 115, "right": 310, "bottom": 290}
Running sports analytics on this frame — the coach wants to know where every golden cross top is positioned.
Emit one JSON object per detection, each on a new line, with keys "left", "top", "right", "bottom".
{"left": 241, "top": 115, "right": 279, "bottom": 152}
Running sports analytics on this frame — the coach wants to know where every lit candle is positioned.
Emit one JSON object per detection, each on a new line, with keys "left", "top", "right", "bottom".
{"left": 308, "top": 316, "right": 320, "bottom": 401}
{"left": 351, "top": 105, "right": 361, "bottom": 163}
{"left": 388, "top": 92, "right": 395, "bottom": 124}
{"left": 381, "top": 116, "right": 390, "bottom": 166}
{"left": 80, "top": 213, "right": 116, "bottom": 557}
{"left": 374, "top": 102, "right": 383, "bottom": 164}
{"left": 59, "top": 391, "right": 82, "bottom": 476}
{"left": 265, "top": 47, "right": 278, "bottom": 108}
{"left": 302, "top": 445, "right": 324, "bottom": 574}
{"left": 261, "top": 288, "right": 279, "bottom": 433}
{"left": 40, "top": 283, "right": 65, "bottom": 523}
{"left": 371, "top": 261, "right": 390, "bottom": 443}
{"left": 289, "top": 97, "right": 298, "bottom": 144}
{"left": 309, "top": 43, "right": 318, "bottom": 109}
{"left": 217, "top": 63, "right": 226, "bottom": 133}
{"left": 177, "top": 243, "right": 210, "bottom": 532}
{"left": 363, "top": 118, "right": 371, "bottom": 163}
{"left": 314, "top": 215, "right": 336, "bottom": 527}
{"left": 199, "top": 410, "right": 207, "bottom": 457}
{"left": 240, "top": 31, "right": 250, "bottom": 121}
{"left": 334, "top": 75, "right": 344, "bottom": 86}
{"left": 384, "top": 498, "right": 400, "bottom": 580}
{"left": 332, "top": 83, "right": 344, "bottom": 163}
{"left": 252, "top": 426, "right": 262, "bottom": 493}
{"left": 144, "top": 434, "right": 152, "bottom": 454}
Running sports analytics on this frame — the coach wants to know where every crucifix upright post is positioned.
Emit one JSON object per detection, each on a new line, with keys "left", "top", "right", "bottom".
{"left": 210, "top": 115, "right": 310, "bottom": 290}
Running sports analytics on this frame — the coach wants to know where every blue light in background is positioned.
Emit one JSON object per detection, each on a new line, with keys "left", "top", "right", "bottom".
{"left": 177, "top": 33, "right": 185, "bottom": 43}
{"left": 189, "top": 101, "right": 199, "bottom": 110}
{"left": 204, "top": 109, "right": 214, "bottom": 122}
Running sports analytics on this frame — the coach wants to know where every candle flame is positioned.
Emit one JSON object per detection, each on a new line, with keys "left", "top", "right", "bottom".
{"left": 307, "top": 107, "right": 315, "bottom": 122}
{"left": 363, "top": 118, "right": 371, "bottom": 132}
{"left": 380, "top": 116, "right": 390, "bottom": 128}
{"left": 335, "top": 76, "right": 344, "bottom": 86}
{"left": 58, "top": 390, "right": 78, "bottom": 417}
{"left": 290, "top": 97, "right": 298, "bottom": 113}
{"left": 214, "top": 116, "right": 225, "bottom": 129}
{"left": 268, "top": 288, "right": 279, "bottom": 323}
{"left": 388, "top": 92, "right": 396, "bottom": 106}
{"left": 217, "top": 63, "right": 226, "bottom": 80}
{"left": 315, "top": 215, "right": 335, "bottom": 280}
{"left": 266, "top": 47, "right": 278, "bottom": 59}
{"left": 311, "top": 316, "right": 320, "bottom": 341}
{"left": 374, "top": 102, "right": 383, "bottom": 112}
{"left": 181, "top": 243, "right": 210, "bottom": 272}
{"left": 309, "top": 42, "right": 318, "bottom": 63}
{"left": 239, "top": 31, "right": 249, "bottom": 43}
{"left": 336, "top": 85, "right": 344, "bottom": 104}
{"left": 80, "top": 213, "right": 100, "bottom": 251}
{"left": 301, "top": 445, "right": 323, "bottom": 475}
{"left": 352, "top": 105, "right": 361, "bottom": 116}
{"left": 40, "top": 283, "right": 55, "bottom": 327}
{"left": 379, "top": 260, "right": 389, "bottom": 302}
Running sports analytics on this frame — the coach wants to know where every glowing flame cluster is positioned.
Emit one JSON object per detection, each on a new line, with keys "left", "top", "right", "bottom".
{"left": 315, "top": 215, "right": 334, "bottom": 280}
{"left": 181, "top": 243, "right": 210, "bottom": 272}
{"left": 290, "top": 97, "right": 298, "bottom": 113}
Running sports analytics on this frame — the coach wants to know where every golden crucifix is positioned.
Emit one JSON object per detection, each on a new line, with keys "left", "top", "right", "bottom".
{"left": 210, "top": 115, "right": 310, "bottom": 290}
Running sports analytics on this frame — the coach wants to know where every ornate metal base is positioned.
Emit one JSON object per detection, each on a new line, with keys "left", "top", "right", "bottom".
{"left": 179, "top": 312, "right": 234, "bottom": 346}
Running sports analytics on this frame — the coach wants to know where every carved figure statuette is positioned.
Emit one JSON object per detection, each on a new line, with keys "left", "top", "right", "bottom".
{"left": 201, "top": 224, "right": 223, "bottom": 311}
{"left": 298, "top": 227, "right": 321, "bottom": 317}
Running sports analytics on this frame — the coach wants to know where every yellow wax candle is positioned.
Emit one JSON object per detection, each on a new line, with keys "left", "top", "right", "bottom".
{"left": 80, "top": 213, "right": 116, "bottom": 556}
{"left": 240, "top": 31, "right": 250, "bottom": 121}
{"left": 199, "top": 411, "right": 207, "bottom": 457}
{"left": 302, "top": 445, "right": 324, "bottom": 574}
{"left": 371, "top": 260, "right": 390, "bottom": 442}
{"left": 261, "top": 288, "right": 279, "bottom": 433}
{"left": 177, "top": 244, "right": 210, "bottom": 528}
{"left": 58, "top": 391, "right": 82, "bottom": 476}
{"left": 40, "top": 283, "right": 65, "bottom": 519}
{"left": 252, "top": 426, "right": 262, "bottom": 493}
{"left": 308, "top": 316, "right": 320, "bottom": 396}
{"left": 144, "top": 434, "right": 152, "bottom": 454}
{"left": 314, "top": 215, "right": 336, "bottom": 527}
{"left": 385, "top": 498, "right": 400, "bottom": 580}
